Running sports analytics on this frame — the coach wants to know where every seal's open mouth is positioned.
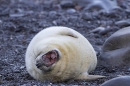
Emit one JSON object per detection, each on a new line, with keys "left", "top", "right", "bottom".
{"left": 42, "top": 50, "right": 58, "bottom": 67}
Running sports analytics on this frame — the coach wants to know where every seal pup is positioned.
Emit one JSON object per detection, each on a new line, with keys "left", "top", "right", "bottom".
{"left": 25, "top": 26, "right": 104, "bottom": 82}
{"left": 101, "top": 76, "right": 130, "bottom": 86}
{"left": 99, "top": 26, "right": 130, "bottom": 67}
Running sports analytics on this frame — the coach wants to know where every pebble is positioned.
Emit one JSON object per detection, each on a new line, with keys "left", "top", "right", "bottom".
{"left": 25, "top": 10, "right": 34, "bottom": 15}
{"left": 52, "top": 20, "right": 57, "bottom": 25}
{"left": 106, "top": 8, "right": 122, "bottom": 17}
{"left": 115, "top": 19, "right": 130, "bottom": 27}
{"left": 66, "top": 9, "right": 76, "bottom": 14}
{"left": 60, "top": 1, "right": 74, "bottom": 8}
{"left": 117, "top": 0, "right": 128, "bottom": 9}
{"left": 20, "top": 66, "right": 25, "bottom": 69}
{"left": 125, "top": 9, "right": 130, "bottom": 13}
{"left": 0, "top": 20, "right": 3, "bottom": 24}
{"left": 90, "top": 27, "right": 105, "bottom": 33}
{"left": 21, "top": 84, "right": 27, "bottom": 86}
{"left": 15, "top": 49, "right": 19, "bottom": 54}
{"left": 49, "top": 11, "right": 57, "bottom": 17}
{"left": 90, "top": 26, "right": 111, "bottom": 35}
{"left": 128, "top": 68, "right": 130, "bottom": 71}
{"left": 52, "top": 4, "right": 61, "bottom": 10}
{"left": 83, "top": 0, "right": 120, "bottom": 13}
{"left": 82, "top": 13, "right": 93, "bottom": 20}
{"left": 14, "top": 70, "right": 20, "bottom": 73}
{"left": 99, "top": 29, "right": 110, "bottom": 35}
{"left": 10, "top": 13, "right": 25, "bottom": 17}
{"left": 15, "top": 8, "right": 23, "bottom": 13}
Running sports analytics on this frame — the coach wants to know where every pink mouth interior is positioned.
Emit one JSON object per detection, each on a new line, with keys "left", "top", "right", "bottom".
{"left": 42, "top": 50, "right": 57, "bottom": 67}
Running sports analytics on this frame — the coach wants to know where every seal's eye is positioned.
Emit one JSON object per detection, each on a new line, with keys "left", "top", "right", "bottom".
{"left": 42, "top": 50, "right": 58, "bottom": 67}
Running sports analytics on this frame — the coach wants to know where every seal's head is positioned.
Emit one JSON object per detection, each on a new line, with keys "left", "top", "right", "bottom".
{"left": 35, "top": 48, "right": 61, "bottom": 72}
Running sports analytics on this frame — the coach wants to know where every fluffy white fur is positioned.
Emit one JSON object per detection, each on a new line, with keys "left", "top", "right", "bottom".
{"left": 25, "top": 26, "right": 104, "bottom": 82}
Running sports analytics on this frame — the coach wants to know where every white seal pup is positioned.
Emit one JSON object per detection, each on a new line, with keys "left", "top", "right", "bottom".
{"left": 25, "top": 26, "right": 104, "bottom": 82}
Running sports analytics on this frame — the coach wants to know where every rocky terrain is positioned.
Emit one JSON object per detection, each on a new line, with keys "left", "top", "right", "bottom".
{"left": 0, "top": 0, "right": 130, "bottom": 85}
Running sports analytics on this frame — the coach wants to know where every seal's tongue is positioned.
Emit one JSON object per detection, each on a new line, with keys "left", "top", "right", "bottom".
{"left": 42, "top": 50, "right": 57, "bottom": 67}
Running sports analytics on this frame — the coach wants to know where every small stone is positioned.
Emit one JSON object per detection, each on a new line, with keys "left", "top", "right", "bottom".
{"left": 0, "top": 20, "right": 3, "bottom": 24}
{"left": 52, "top": 4, "right": 61, "bottom": 10}
{"left": 75, "top": 5, "right": 82, "bottom": 11}
{"left": 128, "top": 68, "right": 130, "bottom": 71}
{"left": 82, "top": 13, "right": 93, "bottom": 20}
{"left": 49, "top": 11, "right": 57, "bottom": 17}
{"left": 96, "top": 20, "right": 101, "bottom": 25}
{"left": 66, "top": 9, "right": 76, "bottom": 14}
{"left": 83, "top": 0, "right": 120, "bottom": 13}
{"left": 20, "top": 66, "right": 25, "bottom": 69}
{"left": 10, "top": 13, "right": 25, "bottom": 17}
{"left": 25, "top": 10, "right": 34, "bottom": 15}
{"left": 20, "top": 84, "right": 27, "bottom": 86}
{"left": 117, "top": 0, "right": 128, "bottom": 9}
{"left": 99, "top": 29, "right": 110, "bottom": 35}
{"left": 15, "top": 8, "right": 23, "bottom": 13}
{"left": 91, "top": 27, "right": 105, "bottom": 33}
{"left": 115, "top": 19, "right": 130, "bottom": 27}
{"left": 52, "top": 21, "right": 57, "bottom": 25}
{"left": 125, "top": 9, "right": 130, "bottom": 13}
{"left": 32, "top": 85, "right": 37, "bottom": 86}
{"left": 14, "top": 70, "right": 20, "bottom": 73}
{"left": 60, "top": 1, "right": 74, "bottom": 8}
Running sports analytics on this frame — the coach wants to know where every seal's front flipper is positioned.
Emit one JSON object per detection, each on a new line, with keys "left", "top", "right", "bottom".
{"left": 75, "top": 72, "right": 105, "bottom": 80}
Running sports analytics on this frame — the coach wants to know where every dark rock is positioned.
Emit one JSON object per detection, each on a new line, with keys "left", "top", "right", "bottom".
{"left": 125, "top": 9, "right": 130, "bottom": 13}
{"left": 99, "top": 26, "right": 130, "bottom": 67}
{"left": 52, "top": 4, "right": 61, "bottom": 10}
{"left": 60, "top": 1, "right": 74, "bottom": 9}
{"left": 101, "top": 76, "right": 130, "bottom": 86}
{"left": 83, "top": 0, "right": 120, "bottom": 13}
{"left": 115, "top": 19, "right": 130, "bottom": 27}
{"left": 82, "top": 13, "right": 93, "bottom": 20}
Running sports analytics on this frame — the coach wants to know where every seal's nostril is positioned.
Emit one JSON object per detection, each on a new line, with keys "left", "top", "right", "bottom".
{"left": 36, "top": 63, "right": 42, "bottom": 68}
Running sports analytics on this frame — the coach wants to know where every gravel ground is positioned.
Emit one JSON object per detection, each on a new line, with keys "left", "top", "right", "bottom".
{"left": 0, "top": 0, "right": 130, "bottom": 85}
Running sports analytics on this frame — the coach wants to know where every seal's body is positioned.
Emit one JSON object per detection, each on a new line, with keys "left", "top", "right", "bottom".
{"left": 25, "top": 26, "right": 104, "bottom": 82}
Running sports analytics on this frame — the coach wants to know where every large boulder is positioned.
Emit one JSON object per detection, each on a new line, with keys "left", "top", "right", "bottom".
{"left": 99, "top": 26, "right": 130, "bottom": 67}
{"left": 101, "top": 76, "right": 130, "bottom": 86}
